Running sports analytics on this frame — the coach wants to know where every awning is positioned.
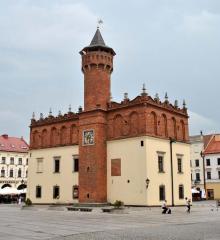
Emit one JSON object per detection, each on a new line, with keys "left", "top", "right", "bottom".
{"left": 191, "top": 188, "right": 200, "bottom": 194}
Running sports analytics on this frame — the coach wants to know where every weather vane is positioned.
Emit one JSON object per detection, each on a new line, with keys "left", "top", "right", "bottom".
{"left": 97, "top": 19, "right": 103, "bottom": 28}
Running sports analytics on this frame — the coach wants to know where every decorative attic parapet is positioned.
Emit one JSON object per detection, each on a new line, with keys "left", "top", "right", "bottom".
{"left": 31, "top": 111, "right": 79, "bottom": 127}
{"left": 108, "top": 94, "right": 188, "bottom": 116}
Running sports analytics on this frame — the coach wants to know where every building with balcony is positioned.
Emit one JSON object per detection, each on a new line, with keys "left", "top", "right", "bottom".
{"left": 0, "top": 134, "right": 29, "bottom": 190}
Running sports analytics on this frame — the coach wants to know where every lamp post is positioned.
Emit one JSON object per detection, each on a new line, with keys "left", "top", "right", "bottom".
{"left": 200, "top": 151, "right": 206, "bottom": 199}
{"left": 170, "top": 138, "right": 176, "bottom": 207}
{"left": 146, "top": 178, "right": 150, "bottom": 189}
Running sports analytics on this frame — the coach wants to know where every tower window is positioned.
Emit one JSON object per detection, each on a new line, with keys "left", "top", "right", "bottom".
{"left": 73, "top": 156, "right": 79, "bottom": 172}
{"left": 140, "top": 141, "right": 144, "bottom": 147}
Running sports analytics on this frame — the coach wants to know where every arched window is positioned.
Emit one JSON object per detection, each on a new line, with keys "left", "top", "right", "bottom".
{"left": 60, "top": 126, "right": 68, "bottom": 145}
{"left": 129, "top": 112, "right": 139, "bottom": 135}
{"left": 179, "top": 184, "right": 184, "bottom": 199}
{"left": 180, "top": 120, "right": 185, "bottom": 141}
{"left": 148, "top": 112, "right": 157, "bottom": 135}
{"left": 171, "top": 117, "right": 177, "bottom": 139}
{"left": 161, "top": 114, "right": 168, "bottom": 137}
{"left": 41, "top": 129, "right": 48, "bottom": 147}
{"left": 51, "top": 127, "right": 58, "bottom": 146}
{"left": 32, "top": 130, "right": 40, "bottom": 148}
{"left": 159, "top": 185, "right": 165, "bottom": 201}
{"left": 70, "top": 124, "right": 78, "bottom": 144}
{"left": 113, "top": 115, "right": 123, "bottom": 138}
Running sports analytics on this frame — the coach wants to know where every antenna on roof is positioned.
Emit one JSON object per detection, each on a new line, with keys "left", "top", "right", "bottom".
{"left": 97, "top": 19, "right": 103, "bottom": 29}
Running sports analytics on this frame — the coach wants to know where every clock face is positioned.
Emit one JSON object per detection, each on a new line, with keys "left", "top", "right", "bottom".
{"left": 83, "top": 130, "right": 95, "bottom": 145}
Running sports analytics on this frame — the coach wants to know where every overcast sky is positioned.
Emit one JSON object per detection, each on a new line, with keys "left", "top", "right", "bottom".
{"left": 0, "top": 0, "right": 219, "bottom": 141}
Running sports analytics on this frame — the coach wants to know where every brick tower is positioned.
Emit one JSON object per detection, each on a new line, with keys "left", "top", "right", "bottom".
{"left": 78, "top": 28, "right": 115, "bottom": 203}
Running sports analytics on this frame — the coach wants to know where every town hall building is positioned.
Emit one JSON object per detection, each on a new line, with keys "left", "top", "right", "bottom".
{"left": 27, "top": 28, "right": 191, "bottom": 206}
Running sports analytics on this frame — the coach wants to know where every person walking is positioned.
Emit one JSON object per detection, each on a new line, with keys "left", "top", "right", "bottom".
{"left": 185, "top": 197, "right": 191, "bottom": 213}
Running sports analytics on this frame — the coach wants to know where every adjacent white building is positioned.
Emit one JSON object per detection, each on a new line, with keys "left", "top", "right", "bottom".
{"left": 204, "top": 134, "right": 220, "bottom": 200}
{"left": 0, "top": 134, "right": 29, "bottom": 190}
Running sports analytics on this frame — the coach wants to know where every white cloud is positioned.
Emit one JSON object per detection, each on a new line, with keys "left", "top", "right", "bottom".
{"left": 0, "top": 2, "right": 97, "bottom": 52}
{"left": 189, "top": 110, "right": 219, "bottom": 135}
{"left": 182, "top": 10, "right": 220, "bottom": 34}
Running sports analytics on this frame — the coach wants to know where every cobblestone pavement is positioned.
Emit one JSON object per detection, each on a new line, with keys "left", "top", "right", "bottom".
{"left": 0, "top": 201, "right": 219, "bottom": 240}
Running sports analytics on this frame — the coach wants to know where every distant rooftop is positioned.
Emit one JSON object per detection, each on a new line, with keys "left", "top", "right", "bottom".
{"left": 0, "top": 134, "right": 29, "bottom": 153}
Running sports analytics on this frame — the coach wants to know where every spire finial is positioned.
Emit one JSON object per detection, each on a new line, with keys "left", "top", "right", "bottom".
{"left": 68, "top": 104, "right": 72, "bottom": 113}
{"left": 183, "top": 99, "right": 186, "bottom": 109}
{"left": 32, "top": 112, "right": 35, "bottom": 120}
{"left": 40, "top": 113, "right": 43, "bottom": 119}
{"left": 124, "top": 92, "right": 128, "bottom": 100}
{"left": 141, "top": 83, "right": 147, "bottom": 96}
{"left": 97, "top": 19, "right": 103, "bottom": 29}
{"left": 165, "top": 92, "right": 169, "bottom": 102}
{"left": 155, "top": 93, "right": 160, "bottom": 102}
{"left": 174, "top": 100, "right": 178, "bottom": 108}
{"left": 49, "top": 108, "right": 52, "bottom": 116}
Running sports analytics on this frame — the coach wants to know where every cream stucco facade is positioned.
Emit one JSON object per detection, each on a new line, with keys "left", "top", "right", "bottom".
{"left": 27, "top": 146, "right": 79, "bottom": 204}
{"left": 107, "top": 136, "right": 191, "bottom": 206}
{"left": 28, "top": 137, "right": 191, "bottom": 206}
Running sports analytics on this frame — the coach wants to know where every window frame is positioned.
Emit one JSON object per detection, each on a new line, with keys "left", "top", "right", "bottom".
{"left": 54, "top": 158, "right": 60, "bottom": 173}
{"left": 179, "top": 184, "right": 184, "bottom": 199}
{"left": 206, "top": 159, "right": 211, "bottom": 166}
{"left": 207, "top": 171, "right": 211, "bottom": 180}
{"left": 158, "top": 155, "right": 164, "bottom": 173}
{"left": 159, "top": 185, "right": 165, "bottom": 201}
{"left": 73, "top": 155, "right": 79, "bottom": 172}
{"left": 36, "top": 185, "right": 42, "bottom": 198}
{"left": 53, "top": 185, "right": 60, "bottom": 199}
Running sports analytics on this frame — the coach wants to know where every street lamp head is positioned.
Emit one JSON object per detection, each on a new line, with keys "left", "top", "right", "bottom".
{"left": 146, "top": 178, "right": 150, "bottom": 189}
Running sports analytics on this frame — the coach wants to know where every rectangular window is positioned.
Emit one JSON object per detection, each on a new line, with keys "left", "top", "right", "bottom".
{"left": 207, "top": 171, "right": 211, "bottom": 180}
{"left": 177, "top": 158, "right": 182, "bottom": 173}
{"left": 158, "top": 155, "right": 164, "bottom": 173}
{"left": 111, "top": 159, "right": 121, "bottom": 176}
{"left": 36, "top": 158, "right": 43, "bottom": 173}
{"left": 73, "top": 156, "right": 79, "bottom": 172}
{"left": 195, "top": 159, "right": 199, "bottom": 167}
{"left": 206, "top": 159, "right": 210, "bottom": 166}
{"left": 53, "top": 186, "right": 60, "bottom": 199}
{"left": 218, "top": 171, "right": 220, "bottom": 180}
{"left": 10, "top": 157, "right": 14, "bottom": 165}
{"left": 1, "top": 169, "right": 5, "bottom": 177}
{"left": 179, "top": 185, "right": 184, "bottom": 199}
{"left": 159, "top": 185, "right": 165, "bottom": 201}
{"left": 140, "top": 140, "right": 144, "bottom": 147}
{"left": 73, "top": 186, "right": 79, "bottom": 199}
{"left": 26, "top": 158, "right": 28, "bottom": 165}
{"left": 36, "top": 186, "right": 42, "bottom": 198}
{"left": 218, "top": 158, "right": 220, "bottom": 166}
{"left": 9, "top": 169, "right": 13, "bottom": 178}
{"left": 196, "top": 173, "right": 200, "bottom": 181}
{"left": 1, "top": 157, "right": 6, "bottom": 164}
{"left": 18, "top": 158, "right": 22, "bottom": 165}
{"left": 54, "top": 159, "right": 60, "bottom": 173}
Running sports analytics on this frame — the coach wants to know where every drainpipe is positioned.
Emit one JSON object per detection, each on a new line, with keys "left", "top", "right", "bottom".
{"left": 170, "top": 138, "right": 176, "bottom": 206}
